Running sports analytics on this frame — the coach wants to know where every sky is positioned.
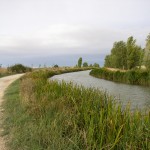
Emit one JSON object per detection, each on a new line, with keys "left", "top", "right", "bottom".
{"left": 0, "top": 0, "right": 150, "bottom": 67}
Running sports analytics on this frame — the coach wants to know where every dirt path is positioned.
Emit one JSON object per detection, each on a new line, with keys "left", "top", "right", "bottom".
{"left": 0, "top": 74, "right": 24, "bottom": 150}
{"left": 106, "top": 67, "right": 127, "bottom": 72}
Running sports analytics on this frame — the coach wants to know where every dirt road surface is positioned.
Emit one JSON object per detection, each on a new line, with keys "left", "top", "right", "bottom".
{"left": 0, "top": 74, "right": 24, "bottom": 150}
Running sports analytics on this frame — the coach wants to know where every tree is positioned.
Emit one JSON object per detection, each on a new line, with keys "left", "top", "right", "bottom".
{"left": 53, "top": 64, "right": 59, "bottom": 68}
{"left": 83, "top": 62, "right": 88, "bottom": 67}
{"left": 143, "top": 33, "right": 150, "bottom": 69}
{"left": 111, "top": 41, "right": 127, "bottom": 69}
{"left": 104, "top": 36, "right": 143, "bottom": 70}
{"left": 78, "top": 57, "right": 82, "bottom": 68}
{"left": 126, "top": 36, "right": 136, "bottom": 69}
{"left": 126, "top": 36, "right": 143, "bottom": 69}
{"left": 104, "top": 55, "right": 116, "bottom": 68}
{"left": 104, "top": 55, "right": 110, "bottom": 67}
{"left": 8, "top": 64, "right": 32, "bottom": 73}
{"left": 104, "top": 55, "right": 117, "bottom": 68}
{"left": 104, "top": 41, "right": 127, "bottom": 69}
{"left": 93, "top": 63, "right": 100, "bottom": 68}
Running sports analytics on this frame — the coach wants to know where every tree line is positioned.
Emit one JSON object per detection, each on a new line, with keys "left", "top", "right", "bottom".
{"left": 104, "top": 34, "right": 150, "bottom": 70}
{"left": 77, "top": 57, "right": 100, "bottom": 68}
{"left": 143, "top": 34, "right": 150, "bottom": 69}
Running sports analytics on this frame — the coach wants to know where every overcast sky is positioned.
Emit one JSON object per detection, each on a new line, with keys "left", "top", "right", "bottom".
{"left": 0, "top": 0, "right": 150, "bottom": 65}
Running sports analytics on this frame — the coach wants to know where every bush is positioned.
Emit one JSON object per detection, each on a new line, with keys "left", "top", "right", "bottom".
{"left": 83, "top": 62, "right": 88, "bottom": 67}
{"left": 8, "top": 64, "right": 32, "bottom": 73}
{"left": 93, "top": 63, "right": 100, "bottom": 68}
{"left": 53, "top": 64, "right": 59, "bottom": 68}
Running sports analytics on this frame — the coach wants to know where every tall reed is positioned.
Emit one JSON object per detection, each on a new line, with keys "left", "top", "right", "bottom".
{"left": 90, "top": 68, "right": 150, "bottom": 86}
{"left": 3, "top": 68, "right": 150, "bottom": 150}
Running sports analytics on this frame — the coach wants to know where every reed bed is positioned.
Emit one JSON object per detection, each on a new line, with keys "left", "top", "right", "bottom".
{"left": 3, "top": 68, "right": 150, "bottom": 150}
{"left": 90, "top": 68, "right": 150, "bottom": 86}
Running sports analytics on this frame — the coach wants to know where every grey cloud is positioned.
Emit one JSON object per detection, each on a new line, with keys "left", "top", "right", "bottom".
{"left": 0, "top": 25, "right": 149, "bottom": 58}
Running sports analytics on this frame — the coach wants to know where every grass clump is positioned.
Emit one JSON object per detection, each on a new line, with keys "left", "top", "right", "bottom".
{"left": 90, "top": 68, "right": 150, "bottom": 86}
{"left": 3, "top": 68, "right": 150, "bottom": 150}
{"left": 0, "top": 68, "right": 12, "bottom": 78}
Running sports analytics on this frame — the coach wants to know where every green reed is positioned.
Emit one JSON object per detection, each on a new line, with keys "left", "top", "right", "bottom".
{"left": 3, "top": 68, "right": 150, "bottom": 150}
{"left": 90, "top": 68, "right": 150, "bottom": 86}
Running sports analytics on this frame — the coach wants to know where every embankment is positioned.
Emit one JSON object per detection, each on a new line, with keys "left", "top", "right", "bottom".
{"left": 3, "top": 68, "right": 150, "bottom": 150}
{"left": 90, "top": 68, "right": 150, "bottom": 86}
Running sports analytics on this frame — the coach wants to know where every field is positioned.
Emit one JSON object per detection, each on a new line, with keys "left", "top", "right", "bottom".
{"left": 3, "top": 68, "right": 150, "bottom": 150}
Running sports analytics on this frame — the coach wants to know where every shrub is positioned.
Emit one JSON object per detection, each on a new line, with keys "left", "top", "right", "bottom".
{"left": 8, "top": 64, "right": 32, "bottom": 73}
{"left": 93, "top": 63, "right": 100, "bottom": 68}
{"left": 53, "top": 64, "right": 59, "bottom": 68}
{"left": 83, "top": 62, "right": 88, "bottom": 67}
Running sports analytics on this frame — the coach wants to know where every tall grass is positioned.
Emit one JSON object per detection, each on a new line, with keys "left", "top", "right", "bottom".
{"left": 90, "top": 68, "right": 150, "bottom": 86}
{"left": 3, "top": 68, "right": 150, "bottom": 149}
{"left": 0, "top": 68, "right": 12, "bottom": 78}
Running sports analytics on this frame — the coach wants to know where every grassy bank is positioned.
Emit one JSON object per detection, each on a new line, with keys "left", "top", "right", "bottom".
{"left": 0, "top": 68, "right": 12, "bottom": 78}
{"left": 0, "top": 73, "right": 12, "bottom": 78}
{"left": 90, "top": 68, "right": 150, "bottom": 86}
{"left": 3, "top": 68, "right": 150, "bottom": 149}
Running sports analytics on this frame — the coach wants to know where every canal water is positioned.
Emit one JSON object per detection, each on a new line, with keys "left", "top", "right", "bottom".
{"left": 51, "top": 70, "right": 150, "bottom": 110}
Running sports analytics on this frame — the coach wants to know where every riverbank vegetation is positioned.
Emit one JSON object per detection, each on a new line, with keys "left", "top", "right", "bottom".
{"left": 0, "top": 68, "right": 12, "bottom": 78}
{"left": 90, "top": 68, "right": 150, "bottom": 86}
{"left": 3, "top": 68, "right": 150, "bottom": 150}
{"left": 100, "top": 34, "right": 150, "bottom": 86}
{"left": 104, "top": 34, "right": 150, "bottom": 70}
{"left": 104, "top": 36, "right": 144, "bottom": 70}
{"left": 143, "top": 34, "right": 150, "bottom": 69}
{"left": 0, "top": 64, "right": 32, "bottom": 78}
{"left": 76, "top": 57, "right": 100, "bottom": 68}
{"left": 8, "top": 64, "right": 32, "bottom": 73}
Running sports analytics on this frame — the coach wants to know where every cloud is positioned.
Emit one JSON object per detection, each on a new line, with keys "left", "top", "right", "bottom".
{"left": 0, "top": 24, "right": 149, "bottom": 57}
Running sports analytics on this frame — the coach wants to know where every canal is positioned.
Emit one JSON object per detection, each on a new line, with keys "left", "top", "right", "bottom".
{"left": 51, "top": 70, "right": 150, "bottom": 110}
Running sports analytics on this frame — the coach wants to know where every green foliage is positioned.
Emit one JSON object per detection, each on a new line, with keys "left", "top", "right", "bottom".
{"left": 104, "top": 55, "right": 111, "bottom": 67}
{"left": 104, "top": 36, "right": 143, "bottom": 69}
{"left": 8, "top": 64, "right": 32, "bottom": 73}
{"left": 0, "top": 72, "right": 12, "bottom": 78}
{"left": 83, "top": 62, "right": 88, "bottom": 67}
{"left": 3, "top": 68, "right": 150, "bottom": 150}
{"left": 112, "top": 41, "right": 127, "bottom": 69}
{"left": 78, "top": 57, "right": 82, "bottom": 68}
{"left": 53, "top": 64, "right": 59, "bottom": 68}
{"left": 143, "top": 33, "right": 150, "bottom": 69}
{"left": 126, "top": 36, "right": 143, "bottom": 69}
{"left": 93, "top": 63, "right": 100, "bottom": 68}
{"left": 90, "top": 68, "right": 150, "bottom": 86}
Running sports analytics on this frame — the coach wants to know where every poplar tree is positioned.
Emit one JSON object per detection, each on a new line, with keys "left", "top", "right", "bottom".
{"left": 143, "top": 34, "right": 150, "bottom": 69}
{"left": 78, "top": 57, "right": 82, "bottom": 68}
